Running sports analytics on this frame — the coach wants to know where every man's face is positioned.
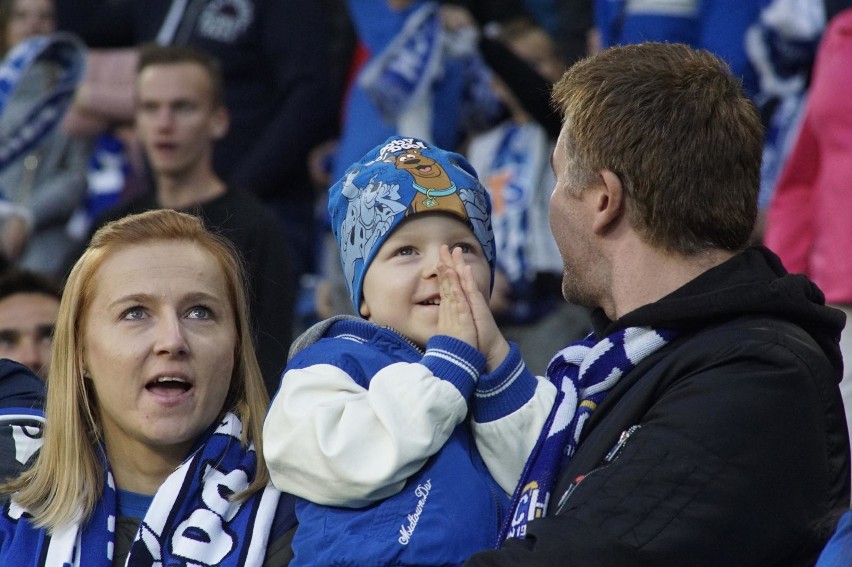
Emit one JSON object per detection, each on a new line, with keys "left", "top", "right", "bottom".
{"left": 135, "top": 62, "right": 227, "bottom": 180}
{"left": 0, "top": 292, "right": 59, "bottom": 379}
{"left": 548, "top": 126, "right": 604, "bottom": 308}
{"left": 5, "top": 0, "right": 55, "bottom": 52}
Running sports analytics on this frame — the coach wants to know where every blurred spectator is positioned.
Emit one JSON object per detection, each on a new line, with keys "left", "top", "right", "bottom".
{"left": 466, "top": 17, "right": 591, "bottom": 373}
{"left": 57, "top": 0, "right": 337, "bottom": 287}
{"left": 0, "top": 0, "right": 89, "bottom": 277}
{"left": 62, "top": 47, "right": 145, "bottom": 243}
{"left": 816, "top": 508, "right": 852, "bottom": 566}
{"left": 763, "top": 7, "right": 852, "bottom": 495}
{"left": 0, "top": 359, "right": 43, "bottom": 485}
{"left": 594, "top": 0, "right": 762, "bottom": 97}
{"left": 745, "top": 0, "right": 825, "bottom": 242}
{"left": 0, "top": 269, "right": 60, "bottom": 380}
{"left": 80, "top": 44, "right": 294, "bottom": 396}
{"left": 555, "top": 0, "right": 594, "bottom": 64}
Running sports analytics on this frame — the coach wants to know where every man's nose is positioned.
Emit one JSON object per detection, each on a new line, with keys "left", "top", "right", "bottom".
{"left": 15, "top": 337, "right": 42, "bottom": 375}
{"left": 154, "top": 108, "right": 175, "bottom": 129}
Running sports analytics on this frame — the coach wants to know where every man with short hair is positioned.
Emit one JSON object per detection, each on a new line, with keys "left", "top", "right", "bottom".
{"left": 0, "top": 270, "right": 55, "bottom": 485}
{"left": 465, "top": 42, "right": 850, "bottom": 566}
{"left": 87, "top": 44, "right": 294, "bottom": 395}
{"left": 0, "top": 269, "right": 60, "bottom": 380}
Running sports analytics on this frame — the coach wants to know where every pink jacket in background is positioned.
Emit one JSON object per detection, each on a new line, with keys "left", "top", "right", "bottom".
{"left": 764, "top": 9, "right": 852, "bottom": 304}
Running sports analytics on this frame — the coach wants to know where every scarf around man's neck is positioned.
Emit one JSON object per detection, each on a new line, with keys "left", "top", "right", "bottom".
{"left": 500, "top": 326, "right": 676, "bottom": 543}
{"left": 2, "top": 412, "right": 280, "bottom": 566}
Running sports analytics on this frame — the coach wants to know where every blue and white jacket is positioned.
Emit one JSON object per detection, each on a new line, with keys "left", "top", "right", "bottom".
{"left": 263, "top": 316, "right": 555, "bottom": 566}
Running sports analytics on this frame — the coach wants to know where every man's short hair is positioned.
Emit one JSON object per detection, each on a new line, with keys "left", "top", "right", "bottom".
{"left": 136, "top": 43, "right": 225, "bottom": 108}
{"left": 551, "top": 42, "right": 763, "bottom": 254}
{"left": 0, "top": 269, "right": 61, "bottom": 303}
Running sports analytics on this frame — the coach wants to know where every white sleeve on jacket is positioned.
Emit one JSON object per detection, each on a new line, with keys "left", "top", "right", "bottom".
{"left": 263, "top": 361, "right": 469, "bottom": 507}
{"left": 473, "top": 377, "right": 556, "bottom": 495}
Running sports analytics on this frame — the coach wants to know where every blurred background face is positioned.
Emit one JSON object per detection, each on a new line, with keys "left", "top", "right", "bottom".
{"left": 4, "top": 0, "right": 54, "bottom": 51}
{"left": 135, "top": 62, "right": 227, "bottom": 180}
{"left": 0, "top": 292, "right": 59, "bottom": 379}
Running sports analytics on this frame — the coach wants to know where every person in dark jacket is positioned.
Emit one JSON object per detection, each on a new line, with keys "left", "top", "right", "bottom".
{"left": 465, "top": 42, "right": 851, "bottom": 566}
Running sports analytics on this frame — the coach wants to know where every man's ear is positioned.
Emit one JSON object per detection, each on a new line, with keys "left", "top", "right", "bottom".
{"left": 592, "top": 169, "right": 625, "bottom": 234}
{"left": 211, "top": 106, "right": 229, "bottom": 140}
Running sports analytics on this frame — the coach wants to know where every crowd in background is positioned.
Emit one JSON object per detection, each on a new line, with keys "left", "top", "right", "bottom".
{"left": 0, "top": 0, "right": 844, "bottom": 349}
{"left": 1, "top": 0, "right": 852, "bottom": 563}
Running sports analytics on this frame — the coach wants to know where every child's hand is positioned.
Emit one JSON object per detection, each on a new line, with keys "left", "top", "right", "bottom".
{"left": 447, "top": 246, "right": 510, "bottom": 372}
{"left": 437, "top": 245, "right": 478, "bottom": 349}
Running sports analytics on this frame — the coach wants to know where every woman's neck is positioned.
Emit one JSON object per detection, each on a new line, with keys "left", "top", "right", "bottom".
{"left": 105, "top": 436, "right": 192, "bottom": 495}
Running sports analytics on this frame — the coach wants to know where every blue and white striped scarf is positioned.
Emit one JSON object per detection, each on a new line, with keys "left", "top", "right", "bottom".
{"left": 0, "top": 32, "right": 85, "bottom": 172}
{"left": 1, "top": 412, "right": 281, "bottom": 566}
{"left": 501, "top": 327, "right": 675, "bottom": 542}
{"left": 358, "top": 2, "right": 502, "bottom": 141}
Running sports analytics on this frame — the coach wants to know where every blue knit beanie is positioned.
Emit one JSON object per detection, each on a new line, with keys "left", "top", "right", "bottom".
{"left": 329, "top": 136, "right": 495, "bottom": 313}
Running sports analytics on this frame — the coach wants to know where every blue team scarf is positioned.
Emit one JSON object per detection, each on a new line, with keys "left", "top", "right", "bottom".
{"left": 483, "top": 122, "right": 553, "bottom": 323}
{"left": 0, "top": 32, "right": 85, "bottom": 172}
{"left": 2, "top": 412, "right": 281, "bottom": 566}
{"left": 358, "top": 3, "right": 444, "bottom": 125}
{"left": 66, "top": 132, "right": 129, "bottom": 240}
{"left": 358, "top": 2, "right": 502, "bottom": 137}
{"left": 500, "top": 327, "right": 676, "bottom": 542}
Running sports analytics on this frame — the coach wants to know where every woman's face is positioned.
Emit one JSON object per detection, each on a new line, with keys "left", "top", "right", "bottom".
{"left": 5, "top": 0, "right": 54, "bottom": 51}
{"left": 82, "top": 240, "right": 236, "bottom": 464}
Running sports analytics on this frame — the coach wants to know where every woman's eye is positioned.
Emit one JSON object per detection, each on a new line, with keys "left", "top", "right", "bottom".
{"left": 121, "top": 307, "right": 147, "bottom": 320}
{"left": 187, "top": 306, "right": 213, "bottom": 320}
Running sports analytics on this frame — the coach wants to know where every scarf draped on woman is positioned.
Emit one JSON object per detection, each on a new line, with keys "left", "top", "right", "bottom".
{"left": 1, "top": 412, "right": 281, "bottom": 567}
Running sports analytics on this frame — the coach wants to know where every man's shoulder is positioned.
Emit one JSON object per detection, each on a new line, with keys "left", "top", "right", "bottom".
{"left": 0, "top": 360, "right": 44, "bottom": 413}
{"left": 674, "top": 314, "right": 822, "bottom": 360}
{"left": 91, "top": 193, "right": 156, "bottom": 233}
{"left": 202, "top": 189, "right": 284, "bottom": 233}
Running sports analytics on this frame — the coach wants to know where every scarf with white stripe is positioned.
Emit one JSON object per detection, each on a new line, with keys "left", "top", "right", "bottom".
{"left": 2, "top": 412, "right": 280, "bottom": 566}
{"left": 357, "top": 2, "right": 502, "bottom": 141}
{"left": 0, "top": 32, "right": 85, "bottom": 172}
{"left": 500, "top": 327, "right": 675, "bottom": 542}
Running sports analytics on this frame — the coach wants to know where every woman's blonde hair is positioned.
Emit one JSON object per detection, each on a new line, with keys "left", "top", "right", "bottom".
{"left": 2, "top": 209, "right": 271, "bottom": 530}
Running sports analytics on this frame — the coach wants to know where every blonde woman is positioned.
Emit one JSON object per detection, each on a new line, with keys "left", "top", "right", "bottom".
{"left": 0, "top": 209, "right": 295, "bottom": 566}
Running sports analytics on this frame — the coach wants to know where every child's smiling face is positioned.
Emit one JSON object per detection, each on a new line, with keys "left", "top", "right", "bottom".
{"left": 359, "top": 214, "right": 491, "bottom": 349}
